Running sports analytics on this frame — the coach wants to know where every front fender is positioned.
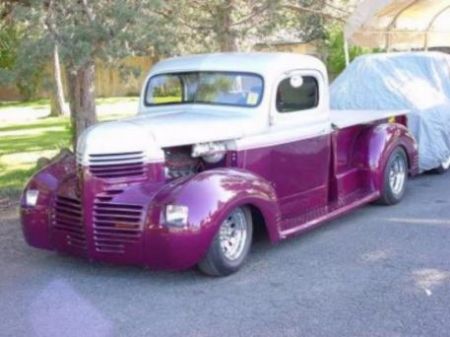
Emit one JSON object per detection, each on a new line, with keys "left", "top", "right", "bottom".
{"left": 20, "top": 153, "right": 77, "bottom": 250}
{"left": 354, "top": 123, "right": 419, "bottom": 191}
{"left": 145, "top": 168, "right": 281, "bottom": 270}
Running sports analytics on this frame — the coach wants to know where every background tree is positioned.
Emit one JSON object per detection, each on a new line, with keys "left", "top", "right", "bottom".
{"left": 11, "top": 0, "right": 172, "bottom": 143}
{"left": 158, "top": 0, "right": 348, "bottom": 54}
{"left": 0, "top": 23, "right": 18, "bottom": 81}
{"left": 157, "top": 0, "right": 284, "bottom": 53}
{"left": 49, "top": 44, "right": 69, "bottom": 117}
{"left": 0, "top": 0, "right": 43, "bottom": 101}
{"left": 4, "top": 0, "right": 353, "bottom": 144}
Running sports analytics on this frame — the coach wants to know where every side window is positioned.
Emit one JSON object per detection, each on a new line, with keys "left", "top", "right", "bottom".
{"left": 276, "top": 76, "right": 319, "bottom": 113}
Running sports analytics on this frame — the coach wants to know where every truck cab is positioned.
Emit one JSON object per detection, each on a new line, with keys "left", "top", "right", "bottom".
{"left": 21, "top": 53, "right": 419, "bottom": 276}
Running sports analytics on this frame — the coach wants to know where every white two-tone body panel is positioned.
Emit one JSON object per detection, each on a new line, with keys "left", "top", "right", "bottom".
{"left": 77, "top": 52, "right": 410, "bottom": 166}
{"left": 76, "top": 106, "right": 266, "bottom": 166}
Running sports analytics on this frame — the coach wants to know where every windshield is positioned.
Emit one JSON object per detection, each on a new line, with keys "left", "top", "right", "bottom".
{"left": 144, "top": 72, "right": 264, "bottom": 108}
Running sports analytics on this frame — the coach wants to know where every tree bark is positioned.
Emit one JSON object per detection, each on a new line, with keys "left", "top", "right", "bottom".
{"left": 218, "top": 0, "right": 238, "bottom": 52}
{"left": 50, "top": 44, "right": 69, "bottom": 117}
{"left": 67, "top": 60, "right": 97, "bottom": 148}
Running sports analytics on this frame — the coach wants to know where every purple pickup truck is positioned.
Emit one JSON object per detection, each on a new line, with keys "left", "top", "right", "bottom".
{"left": 20, "top": 53, "right": 419, "bottom": 276}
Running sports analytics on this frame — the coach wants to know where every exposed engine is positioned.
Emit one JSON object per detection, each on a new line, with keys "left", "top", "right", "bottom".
{"left": 164, "top": 146, "right": 202, "bottom": 179}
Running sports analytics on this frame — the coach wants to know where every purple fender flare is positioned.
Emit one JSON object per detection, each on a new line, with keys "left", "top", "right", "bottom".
{"left": 353, "top": 123, "right": 419, "bottom": 191}
{"left": 145, "top": 168, "right": 281, "bottom": 269}
{"left": 20, "top": 154, "right": 76, "bottom": 250}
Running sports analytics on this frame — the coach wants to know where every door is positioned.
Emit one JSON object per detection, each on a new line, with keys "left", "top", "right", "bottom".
{"left": 240, "top": 70, "right": 332, "bottom": 223}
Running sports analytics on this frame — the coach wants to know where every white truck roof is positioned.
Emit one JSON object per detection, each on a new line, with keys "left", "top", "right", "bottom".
{"left": 150, "top": 52, "right": 328, "bottom": 79}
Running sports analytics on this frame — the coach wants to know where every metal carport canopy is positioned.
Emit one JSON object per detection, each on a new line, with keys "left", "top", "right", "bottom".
{"left": 345, "top": 0, "right": 450, "bottom": 50}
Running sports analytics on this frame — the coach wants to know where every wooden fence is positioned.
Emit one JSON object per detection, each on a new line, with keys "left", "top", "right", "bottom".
{"left": 0, "top": 42, "right": 323, "bottom": 101}
{"left": 0, "top": 55, "right": 155, "bottom": 101}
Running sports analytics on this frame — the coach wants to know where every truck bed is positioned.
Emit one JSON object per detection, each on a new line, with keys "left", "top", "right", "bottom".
{"left": 330, "top": 109, "right": 408, "bottom": 128}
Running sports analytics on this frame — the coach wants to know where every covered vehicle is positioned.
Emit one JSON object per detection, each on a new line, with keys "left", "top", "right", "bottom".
{"left": 331, "top": 51, "right": 450, "bottom": 172}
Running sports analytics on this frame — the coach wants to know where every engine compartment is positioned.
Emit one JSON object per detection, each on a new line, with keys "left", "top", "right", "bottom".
{"left": 163, "top": 144, "right": 228, "bottom": 180}
{"left": 164, "top": 146, "right": 203, "bottom": 179}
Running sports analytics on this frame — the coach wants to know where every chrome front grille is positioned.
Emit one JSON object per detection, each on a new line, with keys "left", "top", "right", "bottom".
{"left": 53, "top": 196, "right": 86, "bottom": 250}
{"left": 88, "top": 152, "right": 145, "bottom": 179}
{"left": 93, "top": 195, "right": 144, "bottom": 254}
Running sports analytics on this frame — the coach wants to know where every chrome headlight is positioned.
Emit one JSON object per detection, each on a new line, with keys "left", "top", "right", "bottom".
{"left": 165, "top": 205, "right": 189, "bottom": 227}
{"left": 192, "top": 142, "right": 227, "bottom": 164}
{"left": 25, "top": 189, "right": 39, "bottom": 207}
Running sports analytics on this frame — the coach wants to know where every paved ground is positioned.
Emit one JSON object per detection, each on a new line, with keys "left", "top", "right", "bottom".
{"left": 2, "top": 173, "right": 450, "bottom": 337}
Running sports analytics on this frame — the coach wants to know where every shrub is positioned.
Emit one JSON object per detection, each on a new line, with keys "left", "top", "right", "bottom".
{"left": 325, "top": 25, "right": 381, "bottom": 78}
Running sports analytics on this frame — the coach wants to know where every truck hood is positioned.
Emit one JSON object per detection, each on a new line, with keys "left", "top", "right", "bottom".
{"left": 77, "top": 109, "right": 265, "bottom": 163}
{"left": 128, "top": 109, "right": 263, "bottom": 147}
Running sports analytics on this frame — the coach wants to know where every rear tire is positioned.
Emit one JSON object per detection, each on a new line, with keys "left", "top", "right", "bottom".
{"left": 435, "top": 156, "right": 450, "bottom": 174}
{"left": 198, "top": 206, "right": 253, "bottom": 277}
{"left": 378, "top": 147, "right": 408, "bottom": 205}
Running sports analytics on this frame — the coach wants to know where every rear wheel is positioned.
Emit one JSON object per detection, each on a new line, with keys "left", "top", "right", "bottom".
{"left": 378, "top": 147, "right": 408, "bottom": 205}
{"left": 435, "top": 155, "right": 450, "bottom": 174}
{"left": 198, "top": 206, "right": 253, "bottom": 277}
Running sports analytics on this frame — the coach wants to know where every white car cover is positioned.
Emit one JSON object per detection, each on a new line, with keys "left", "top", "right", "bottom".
{"left": 331, "top": 51, "right": 450, "bottom": 172}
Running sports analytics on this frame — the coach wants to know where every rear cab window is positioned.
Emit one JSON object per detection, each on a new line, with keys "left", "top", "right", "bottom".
{"left": 276, "top": 76, "right": 319, "bottom": 113}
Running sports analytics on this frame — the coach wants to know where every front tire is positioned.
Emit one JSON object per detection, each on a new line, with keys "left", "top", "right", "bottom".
{"left": 378, "top": 147, "right": 408, "bottom": 205}
{"left": 198, "top": 206, "right": 253, "bottom": 277}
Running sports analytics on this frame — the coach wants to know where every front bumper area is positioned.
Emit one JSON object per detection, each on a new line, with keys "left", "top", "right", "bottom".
{"left": 21, "top": 191, "right": 212, "bottom": 271}
{"left": 20, "top": 164, "right": 213, "bottom": 271}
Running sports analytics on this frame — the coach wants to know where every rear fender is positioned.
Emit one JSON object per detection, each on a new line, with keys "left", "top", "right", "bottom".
{"left": 353, "top": 123, "right": 419, "bottom": 191}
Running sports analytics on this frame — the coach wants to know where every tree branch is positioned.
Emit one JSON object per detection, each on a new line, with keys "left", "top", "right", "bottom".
{"left": 283, "top": 3, "right": 346, "bottom": 22}
{"left": 81, "top": 0, "right": 95, "bottom": 23}
{"left": 231, "top": 2, "right": 273, "bottom": 27}
{"left": 188, "top": 0, "right": 216, "bottom": 16}
{"left": 43, "top": 0, "right": 62, "bottom": 42}
{"left": 323, "top": 1, "right": 352, "bottom": 15}
{"left": 154, "top": 7, "right": 213, "bottom": 31}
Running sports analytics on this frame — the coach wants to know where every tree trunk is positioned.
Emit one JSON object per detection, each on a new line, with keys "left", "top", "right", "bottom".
{"left": 218, "top": 0, "right": 238, "bottom": 52}
{"left": 49, "top": 44, "right": 69, "bottom": 117}
{"left": 67, "top": 60, "right": 97, "bottom": 149}
{"left": 219, "top": 31, "right": 238, "bottom": 52}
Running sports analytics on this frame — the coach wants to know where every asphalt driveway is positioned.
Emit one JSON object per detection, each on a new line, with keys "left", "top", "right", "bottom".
{"left": 2, "top": 172, "right": 450, "bottom": 337}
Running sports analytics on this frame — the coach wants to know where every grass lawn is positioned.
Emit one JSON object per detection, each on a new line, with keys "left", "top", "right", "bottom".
{"left": 0, "top": 97, "right": 138, "bottom": 200}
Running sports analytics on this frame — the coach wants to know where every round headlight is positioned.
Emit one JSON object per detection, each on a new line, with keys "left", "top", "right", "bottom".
{"left": 25, "top": 189, "right": 39, "bottom": 207}
{"left": 192, "top": 142, "right": 227, "bottom": 164}
{"left": 165, "top": 205, "right": 189, "bottom": 227}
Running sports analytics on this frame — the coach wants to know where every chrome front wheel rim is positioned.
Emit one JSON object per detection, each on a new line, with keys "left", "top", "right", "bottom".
{"left": 219, "top": 208, "right": 248, "bottom": 261}
{"left": 389, "top": 154, "right": 406, "bottom": 196}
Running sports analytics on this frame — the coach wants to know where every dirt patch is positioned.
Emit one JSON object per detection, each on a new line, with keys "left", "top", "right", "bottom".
{"left": 0, "top": 197, "right": 19, "bottom": 212}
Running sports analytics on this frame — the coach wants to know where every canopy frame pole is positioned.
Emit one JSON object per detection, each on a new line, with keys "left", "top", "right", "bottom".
{"left": 344, "top": 37, "right": 350, "bottom": 67}
{"left": 424, "top": 5, "right": 450, "bottom": 51}
{"left": 385, "top": 0, "right": 419, "bottom": 51}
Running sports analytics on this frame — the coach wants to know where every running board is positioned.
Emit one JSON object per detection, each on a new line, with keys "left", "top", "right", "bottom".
{"left": 280, "top": 191, "right": 380, "bottom": 239}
